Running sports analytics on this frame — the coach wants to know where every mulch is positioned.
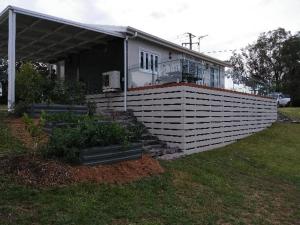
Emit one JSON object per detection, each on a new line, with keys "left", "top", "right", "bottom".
{"left": 1, "top": 117, "right": 164, "bottom": 187}
{"left": 0, "top": 154, "right": 164, "bottom": 187}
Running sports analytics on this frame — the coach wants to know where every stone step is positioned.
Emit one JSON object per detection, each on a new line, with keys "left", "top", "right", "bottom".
{"left": 143, "top": 144, "right": 164, "bottom": 151}
{"left": 142, "top": 139, "right": 162, "bottom": 146}
{"left": 141, "top": 133, "right": 158, "bottom": 140}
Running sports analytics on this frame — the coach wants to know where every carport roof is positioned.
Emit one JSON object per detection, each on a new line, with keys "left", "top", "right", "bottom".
{"left": 0, "top": 5, "right": 125, "bottom": 62}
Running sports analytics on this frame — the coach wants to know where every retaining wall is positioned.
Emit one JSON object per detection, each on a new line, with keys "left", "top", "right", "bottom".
{"left": 86, "top": 83, "right": 277, "bottom": 155}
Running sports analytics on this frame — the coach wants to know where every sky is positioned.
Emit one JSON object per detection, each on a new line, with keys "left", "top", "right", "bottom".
{"left": 0, "top": 0, "right": 299, "bottom": 90}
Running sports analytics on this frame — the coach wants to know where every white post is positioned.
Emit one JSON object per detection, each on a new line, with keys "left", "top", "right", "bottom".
{"left": 7, "top": 10, "right": 16, "bottom": 112}
{"left": 123, "top": 38, "right": 128, "bottom": 111}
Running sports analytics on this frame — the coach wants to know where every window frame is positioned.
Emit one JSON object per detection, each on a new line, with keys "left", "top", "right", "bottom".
{"left": 139, "top": 48, "right": 159, "bottom": 74}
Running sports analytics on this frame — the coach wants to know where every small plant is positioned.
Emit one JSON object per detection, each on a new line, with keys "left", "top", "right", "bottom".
{"left": 22, "top": 113, "right": 40, "bottom": 137}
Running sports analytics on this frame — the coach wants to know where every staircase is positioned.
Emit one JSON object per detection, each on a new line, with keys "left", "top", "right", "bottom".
{"left": 100, "top": 109, "right": 180, "bottom": 157}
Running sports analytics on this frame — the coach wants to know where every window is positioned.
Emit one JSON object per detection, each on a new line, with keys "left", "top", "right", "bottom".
{"left": 140, "top": 51, "right": 144, "bottom": 69}
{"left": 150, "top": 54, "right": 154, "bottom": 71}
{"left": 154, "top": 55, "right": 158, "bottom": 72}
{"left": 210, "top": 67, "right": 215, "bottom": 87}
{"left": 139, "top": 49, "right": 159, "bottom": 73}
{"left": 145, "top": 53, "right": 149, "bottom": 70}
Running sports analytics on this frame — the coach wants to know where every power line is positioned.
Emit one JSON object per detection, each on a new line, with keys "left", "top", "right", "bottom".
{"left": 201, "top": 48, "right": 243, "bottom": 54}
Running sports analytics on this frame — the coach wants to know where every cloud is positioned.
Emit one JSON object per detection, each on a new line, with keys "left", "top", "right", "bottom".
{"left": 0, "top": 0, "right": 299, "bottom": 61}
{"left": 149, "top": 11, "right": 166, "bottom": 19}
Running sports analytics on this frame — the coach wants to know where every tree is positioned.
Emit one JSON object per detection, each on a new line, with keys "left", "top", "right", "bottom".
{"left": 15, "top": 63, "right": 47, "bottom": 103}
{"left": 281, "top": 33, "right": 300, "bottom": 106}
{"left": 227, "top": 28, "right": 291, "bottom": 94}
{"left": 0, "top": 60, "right": 50, "bottom": 104}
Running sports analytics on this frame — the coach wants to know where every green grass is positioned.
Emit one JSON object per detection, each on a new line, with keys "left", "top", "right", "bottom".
{"left": 279, "top": 107, "right": 300, "bottom": 121}
{"left": 0, "top": 111, "right": 299, "bottom": 225}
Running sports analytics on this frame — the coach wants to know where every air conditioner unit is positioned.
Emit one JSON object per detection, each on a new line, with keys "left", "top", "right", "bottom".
{"left": 102, "top": 71, "right": 121, "bottom": 92}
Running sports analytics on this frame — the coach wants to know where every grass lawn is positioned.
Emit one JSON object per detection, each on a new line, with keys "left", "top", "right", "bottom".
{"left": 0, "top": 111, "right": 299, "bottom": 225}
{"left": 279, "top": 107, "right": 300, "bottom": 121}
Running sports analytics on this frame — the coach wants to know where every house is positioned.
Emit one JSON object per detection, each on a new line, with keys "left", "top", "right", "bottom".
{"left": 52, "top": 25, "right": 228, "bottom": 93}
{"left": 0, "top": 6, "right": 277, "bottom": 155}
{"left": 0, "top": 6, "right": 227, "bottom": 105}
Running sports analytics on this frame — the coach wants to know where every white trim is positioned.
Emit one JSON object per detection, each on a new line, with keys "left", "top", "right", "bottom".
{"left": 124, "top": 38, "right": 128, "bottom": 111}
{"left": 7, "top": 9, "right": 16, "bottom": 111}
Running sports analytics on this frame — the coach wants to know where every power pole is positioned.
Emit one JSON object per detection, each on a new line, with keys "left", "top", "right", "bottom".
{"left": 198, "top": 35, "right": 208, "bottom": 53}
{"left": 182, "top": 32, "right": 196, "bottom": 50}
{"left": 181, "top": 33, "right": 208, "bottom": 52}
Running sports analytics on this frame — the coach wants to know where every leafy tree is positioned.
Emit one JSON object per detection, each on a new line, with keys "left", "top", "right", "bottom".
{"left": 15, "top": 63, "right": 48, "bottom": 103}
{"left": 227, "top": 28, "right": 291, "bottom": 94}
{"left": 0, "top": 60, "right": 50, "bottom": 104}
{"left": 281, "top": 33, "right": 300, "bottom": 106}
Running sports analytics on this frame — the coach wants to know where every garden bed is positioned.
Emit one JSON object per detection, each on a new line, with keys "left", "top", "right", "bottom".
{"left": 2, "top": 112, "right": 164, "bottom": 186}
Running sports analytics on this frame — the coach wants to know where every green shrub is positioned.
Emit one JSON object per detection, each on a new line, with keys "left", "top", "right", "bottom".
{"left": 42, "top": 120, "right": 129, "bottom": 163}
{"left": 15, "top": 62, "right": 86, "bottom": 107}
{"left": 42, "top": 127, "right": 82, "bottom": 163}
{"left": 49, "top": 80, "right": 86, "bottom": 105}
{"left": 16, "top": 63, "right": 47, "bottom": 103}
{"left": 13, "top": 101, "right": 29, "bottom": 117}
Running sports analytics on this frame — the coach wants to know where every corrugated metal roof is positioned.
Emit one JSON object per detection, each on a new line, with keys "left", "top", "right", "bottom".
{"left": 0, "top": 5, "right": 230, "bottom": 66}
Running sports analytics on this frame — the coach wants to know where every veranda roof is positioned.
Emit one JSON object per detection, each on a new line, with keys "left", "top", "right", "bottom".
{"left": 0, "top": 5, "right": 124, "bottom": 63}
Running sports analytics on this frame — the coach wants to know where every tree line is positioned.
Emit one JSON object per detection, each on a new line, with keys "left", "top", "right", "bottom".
{"left": 227, "top": 28, "right": 300, "bottom": 106}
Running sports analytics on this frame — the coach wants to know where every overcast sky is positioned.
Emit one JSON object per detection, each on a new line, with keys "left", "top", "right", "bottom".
{"left": 0, "top": 0, "right": 299, "bottom": 61}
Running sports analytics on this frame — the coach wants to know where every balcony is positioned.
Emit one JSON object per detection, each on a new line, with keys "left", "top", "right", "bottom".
{"left": 128, "top": 59, "right": 207, "bottom": 88}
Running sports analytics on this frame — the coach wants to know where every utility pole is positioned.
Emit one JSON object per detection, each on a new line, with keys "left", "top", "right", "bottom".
{"left": 181, "top": 33, "right": 208, "bottom": 52}
{"left": 181, "top": 32, "right": 196, "bottom": 50}
{"left": 198, "top": 34, "right": 208, "bottom": 53}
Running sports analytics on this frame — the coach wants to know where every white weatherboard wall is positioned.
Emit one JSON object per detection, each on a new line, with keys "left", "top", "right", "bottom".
{"left": 86, "top": 84, "right": 277, "bottom": 155}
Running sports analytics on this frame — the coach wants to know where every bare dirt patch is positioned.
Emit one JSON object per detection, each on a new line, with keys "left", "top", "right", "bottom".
{"left": 0, "top": 154, "right": 164, "bottom": 187}
{"left": 5, "top": 116, "right": 48, "bottom": 150}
